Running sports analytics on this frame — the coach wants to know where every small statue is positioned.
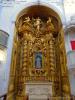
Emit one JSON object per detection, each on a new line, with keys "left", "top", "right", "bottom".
{"left": 47, "top": 17, "right": 52, "bottom": 24}
{"left": 24, "top": 16, "right": 30, "bottom": 23}
{"left": 35, "top": 52, "right": 42, "bottom": 69}
{"left": 46, "top": 17, "right": 54, "bottom": 32}
{"left": 34, "top": 17, "right": 41, "bottom": 31}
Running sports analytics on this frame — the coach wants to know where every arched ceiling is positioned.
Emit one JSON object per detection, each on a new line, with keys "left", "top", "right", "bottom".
{"left": 16, "top": 5, "right": 62, "bottom": 32}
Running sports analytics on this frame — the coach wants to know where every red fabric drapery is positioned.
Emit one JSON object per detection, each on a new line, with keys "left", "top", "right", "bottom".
{"left": 70, "top": 41, "right": 75, "bottom": 50}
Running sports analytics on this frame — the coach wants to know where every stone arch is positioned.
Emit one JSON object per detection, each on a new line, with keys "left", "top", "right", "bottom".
{"left": 6, "top": 3, "right": 71, "bottom": 100}
{"left": 15, "top": 4, "right": 62, "bottom": 31}
{"left": 11, "top": 2, "right": 64, "bottom": 26}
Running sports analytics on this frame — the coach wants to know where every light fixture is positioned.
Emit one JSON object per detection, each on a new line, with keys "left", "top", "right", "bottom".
{"left": 0, "top": 49, "right": 6, "bottom": 62}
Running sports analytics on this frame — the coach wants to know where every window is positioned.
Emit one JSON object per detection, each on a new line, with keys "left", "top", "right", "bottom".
{"left": 0, "top": 30, "right": 9, "bottom": 48}
{"left": 0, "top": 49, "right": 6, "bottom": 63}
{"left": 0, "top": 30, "right": 9, "bottom": 67}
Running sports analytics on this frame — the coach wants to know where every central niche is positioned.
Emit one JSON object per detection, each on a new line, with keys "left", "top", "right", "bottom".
{"left": 34, "top": 52, "right": 42, "bottom": 69}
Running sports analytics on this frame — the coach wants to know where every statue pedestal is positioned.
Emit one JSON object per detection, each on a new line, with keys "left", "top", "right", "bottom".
{"left": 29, "top": 94, "right": 50, "bottom": 100}
{"left": 25, "top": 82, "right": 52, "bottom": 100}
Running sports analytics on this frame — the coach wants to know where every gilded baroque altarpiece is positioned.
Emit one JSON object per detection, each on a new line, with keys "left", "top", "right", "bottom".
{"left": 7, "top": 16, "right": 70, "bottom": 100}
